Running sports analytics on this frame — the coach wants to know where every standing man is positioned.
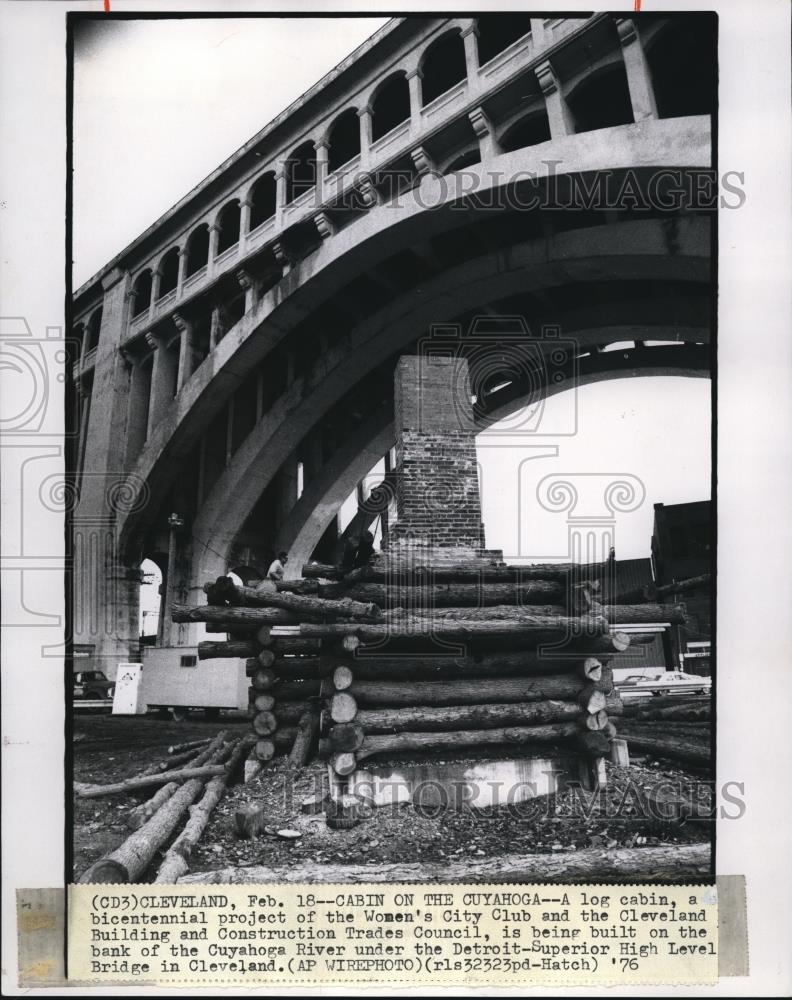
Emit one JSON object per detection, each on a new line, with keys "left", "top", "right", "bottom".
{"left": 267, "top": 550, "right": 288, "bottom": 583}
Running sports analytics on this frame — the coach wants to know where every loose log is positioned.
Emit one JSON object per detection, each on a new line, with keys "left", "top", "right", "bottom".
{"left": 250, "top": 668, "right": 278, "bottom": 692}
{"left": 622, "top": 734, "right": 710, "bottom": 766}
{"left": 576, "top": 731, "right": 611, "bottom": 757}
{"left": 252, "top": 711, "right": 278, "bottom": 736}
{"left": 356, "top": 698, "right": 587, "bottom": 734}
{"left": 581, "top": 657, "right": 603, "bottom": 681}
{"left": 75, "top": 765, "right": 227, "bottom": 798}
{"left": 344, "top": 581, "right": 564, "bottom": 608}
{"left": 154, "top": 738, "right": 254, "bottom": 882}
{"left": 254, "top": 739, "right": 276, "bottom": 762}
{"left": 159, "top": 746, "right": 203, "bottom": 770}
{"left": 330, "top": 692, "right": 358, "bottom": 723}
{"left": 345, "top": 670, "right": 613, "bottom": 708}
{"left": 604, "top": 604, "right": 688, "bottom": 625}
{"left": 356, "top": 722, "right": 580, "bottom": 762}
{"left": 180, "top": 842, "right": 710, "bottom": 884}
{"left": 632, "top": 705, "right": 710, "bottom": 722}
{"left": 288, "top": 712, "right": 319, "bottom": 768}
{"left": 615, "top": 573, "right": 710, "bottom": 604}
{"left": 199, "top": 640, "right": 258, "bottom": 660}
{"left": 580, "top": 709, "right": 608, "bottom": 731}
{"left": 253, "top": 693, "right": 275, "bottom": 712}
{"left": 331, "top": 752, "right": 357, "bottom": 776}
{"left": 327, "top": 723, "right": 365, "bottom": 752}
{"left": 333, "top": 665, "right": 354, "bottom": 690}
{"left": 168, "top": 737, "right": 211, "bottom": 755}
{"left": 126, "top": 782, "right": 178, "bottom": 830}
{"left": 578, "top": 685, "right": 608, "bottom": 715}
{"left": 78, "top": 741, "right": 233, "bottom": 882}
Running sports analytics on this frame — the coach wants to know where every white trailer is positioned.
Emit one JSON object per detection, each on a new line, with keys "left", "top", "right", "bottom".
{"left": 140, "top": 647, "right": 248, "bottom": 720}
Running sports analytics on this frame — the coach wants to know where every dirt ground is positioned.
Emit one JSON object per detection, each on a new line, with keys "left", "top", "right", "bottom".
{"left": 72, "top": 710, "right": 712, "bottom": 883}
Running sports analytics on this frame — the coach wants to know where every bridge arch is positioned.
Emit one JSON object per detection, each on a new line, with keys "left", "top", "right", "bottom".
{"left": 117, "top": 117, "right": 712, "bottom": 570}
{"left": 184, "top": 217, "right": 709, "bottom": 584}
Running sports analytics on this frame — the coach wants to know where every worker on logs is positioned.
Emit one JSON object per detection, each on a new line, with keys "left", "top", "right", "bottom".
{"left": 340, "top": 530, "right": 376, "bottom": 574}
{"left": 256, "top": 550, "right": 288, "bottom": 592}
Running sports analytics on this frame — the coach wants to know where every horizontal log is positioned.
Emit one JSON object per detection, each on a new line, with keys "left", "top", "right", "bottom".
{"left": 174, "top": 604, "right": 301, "bottom": 628}
{"left": 300, "top": 616, "right": 608, "bottom": 644}
{"left": 336, "top": 558, "right": 613, "bottom": 585}
{"left": 178, "top": 842, "right": 710, "bottom": 885}
{"left": 273, "top": 700, "right": 318, "bottom": 724}
{"left": 356, "top": 721, "right": 580, "bottom": 761}
{"left": 277, "top": 679, "right": 322, "bottom": 700}
{"left": 327, "top": 722, "right": 365, "bottom": 752}
{"left": 300, "top": 562, "right": 344, "bottom": 580}
{"left": 344, "top": 582, "right": 564, "bottom": 609}
{"left": 614, "top": 573, "right": 710, "bottom": 604}
{"left": 271, "top": 636, "right": 323, "bottom": 656}
{"left": 356, "top": 698, "right": 593, "bottom": 734}
{"left": 345, "top": 670, "right": 613, "bottom": 708}
{"left": 199, "top": 640, "right": 259, "bottom": 660}
{"left": 205, "top": 623, "right": 258, "bottom": 634}
{"left": 623, "top": 733, "right": 710, "bottom": 766}
{"left": 604, "top": 604, "right": 688, "bottom": 625}
{"left": 251, "top": 668, "right": 277, "bottom": 692}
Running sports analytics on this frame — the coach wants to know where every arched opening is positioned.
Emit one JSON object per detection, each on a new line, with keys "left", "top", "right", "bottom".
{"left": 185, "top": 224, "right": 210, "bottom": 277}
{"left": 475, "top": 15, "right": 532, "bottom": 66}
{"left": 499, "top": 111, "right": 551, "bottom": 153}
{"left": 420, "top": 30, "right": 467, "bottom": 106}
{"left": 215, "top": 200, "right": 241, "bottom": 254}
{"left": 158, "top": 247, "right": 180, "bottom": 297}
{"left": 139, "top": 556, "right": 163, "bottom": 645}
{"left": 327, "top": 108, "right": 361, "bottom": 173}
{"left": 371, "top": 72, "right": 411, "bottom": 141}
{"left": 131, "top": 269, "right": 152, "bottom": 317}
{"left": 86, "top": 307, "right": 102, "bottom": 352}
{"left": 285, "top": 141, "right": 317, "bottom": 203}
{"left": 71, "top": 324, "right": 84, "bottom": 365}
{"left": 645, "top": 16, "right": 717, "bottom": 119}
{"left": 567, "top": 63, "right": 634, "bottom": 134}
{"left": 442, "top": 148, "right": 481, "bottom": 175}
{"left": 249, "top": 172, "right": 277, "bottom": 229}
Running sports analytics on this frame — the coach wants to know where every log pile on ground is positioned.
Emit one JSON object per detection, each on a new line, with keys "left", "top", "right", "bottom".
{"left": 76, "top": 730, "right": 254, "bottom": 882}
{"left": 170, "top": 553, "right": 677, "bottom": 801}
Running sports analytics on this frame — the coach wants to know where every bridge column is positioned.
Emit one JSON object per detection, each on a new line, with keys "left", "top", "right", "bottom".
{"left": 172, "top": 312, "right": 193, "bottom": 392}
{"left": 314, "top": 136, "right": 329, "bottom": 203}
{"left": 274, "top": 168, "right": 287, "bottom": 228}
{"left": 148, "top": 269, "right": 161, "bottom": 321}
{"left": 529, "top": 18, "right": 547, "bottom": 50}
{"left": 536, "top": 60, "right": 575, "bottom": 138}
{"left": 176, "top": 246, "right": 188, "bottom": 297}
{"left": 208, "top": 223, "right": 220, "bottom": 275}
{"left": 239, "top": 197, "right": 252, "bottom": 237}
{"left": 357, "top": 105, "right": 373, "bottom": 169}
{"left": 145, "top": 332, "right": 178, "bottom": 439}
{"left": 615, "top": 17, "right": 658, "bottom": 122}
{"left": 460, "top": 22, "right": 480, "bottom": 92}
{"left": 469, "top": 107, "right": 502, "bottom": 160}
{"left": 386, "top": 355, "right": 487, "bottom": 558}
{"left": 406, "top": 69, "right": 423, "bottom": 134}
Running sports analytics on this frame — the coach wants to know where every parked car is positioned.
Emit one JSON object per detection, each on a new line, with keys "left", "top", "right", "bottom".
{"left": 73, "top": 670, "right": 115, "bottom": 700}
{"left": 620, "top": 671, "right": 711, "bottom": 697}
